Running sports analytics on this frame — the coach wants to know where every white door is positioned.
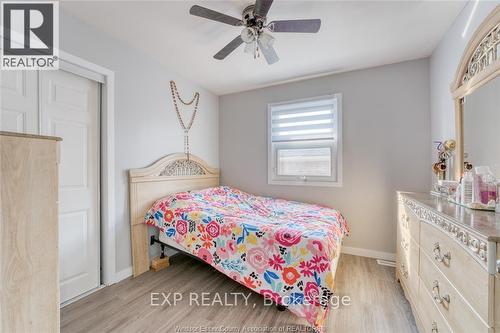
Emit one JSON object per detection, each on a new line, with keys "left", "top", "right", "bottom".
{"left": 0, "top": 71, "right": 38, "bottom": 133}
{"left": 39, "top": 70, "right": 100, "bottom": 303}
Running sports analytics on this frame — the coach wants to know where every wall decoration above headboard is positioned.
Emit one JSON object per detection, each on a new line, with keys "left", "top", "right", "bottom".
{"left": 129, "top": 153, "right": 219, "bottom": 277}
{"left": 169, "top": 80, "right": 200, "bottom": 160}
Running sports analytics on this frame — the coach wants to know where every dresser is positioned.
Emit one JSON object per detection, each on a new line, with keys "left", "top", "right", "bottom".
{"left": 0, "top": 132, "right": 61, "bottom": 332}
{"left": 397, "top": 192, "right": 500, "bottom": 333}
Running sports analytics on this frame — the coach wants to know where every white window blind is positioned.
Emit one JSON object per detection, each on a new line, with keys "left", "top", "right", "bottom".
{"left": 270, "top": 97, "right": 336, "bottom": 142}
{"left": 268, "top": 94, "right": 342, "bottom": 187}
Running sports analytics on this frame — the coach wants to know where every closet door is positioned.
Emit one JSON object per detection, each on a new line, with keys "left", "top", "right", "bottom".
{"left": 0, "top": 71, "right": 38, "bottom": 134}
{"left": 39, "top": 70, "right": 100, "bottom": 303}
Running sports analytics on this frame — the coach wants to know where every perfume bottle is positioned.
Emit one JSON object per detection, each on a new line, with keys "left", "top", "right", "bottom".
{"left": 474, "top": 166, "right": 497, "bottom": 206}
{"left": 461, "top": 171, "right": 473, "bottom": 206}
{"left": 496, "top": 182, "right": 500, "bottom": 213}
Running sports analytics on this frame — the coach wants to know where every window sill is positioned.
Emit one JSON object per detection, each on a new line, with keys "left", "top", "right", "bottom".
{"left": 268, "top": 179, "right": 342, "bottom": 187}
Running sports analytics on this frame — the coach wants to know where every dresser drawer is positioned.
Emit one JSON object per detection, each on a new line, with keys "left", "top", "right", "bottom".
{"left": 399, "top": 203, "right": 420, "bottom": 243}
{"left": 398, "top": 203, "right": 410, "bottom": 233}
{"left": 396, "top": 209, "right": 408, "bottom": 281}
{"left": 417, "top": 277, "right": 452, "bottom": 333}
{"left": 407, "top": 238, "right": 419, "bottom": 299}
{"left": 420, "top": 250, "right": 489, "bottom": 333}
{"left": 397, "top": 236, "right": 419, "bottom": 300}
{"left": 420, "top": 221, "right": 489, "bottom": 322}
{"left": 397, "top": 222, "right": 410, "bottom": 263}
{"left": 407, "top": 206, "right": 420, "bottom": 243}
{"left": 397, "top": 246, "right": 410, "bottom": 290}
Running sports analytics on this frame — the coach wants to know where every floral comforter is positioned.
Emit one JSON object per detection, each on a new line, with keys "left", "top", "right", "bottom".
{"left": 145, "top": 186, "right": 348, "bottom": 332}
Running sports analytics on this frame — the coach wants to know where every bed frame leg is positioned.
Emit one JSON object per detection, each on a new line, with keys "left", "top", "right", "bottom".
{"left": 150, "top": 235, "right": 167, "bottom": 258}
{"left": 276, "top": 304, "right": 287, "bottom": 311}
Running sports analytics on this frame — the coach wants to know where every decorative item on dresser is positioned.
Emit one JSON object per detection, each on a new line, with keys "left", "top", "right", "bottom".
{"left": 432, "top": 140, "right": 456, "bottom": 181}
{"left": 397, "top": 192, "right": 500, "bottom": 333}
{"left": 0, "top": 132, "right": 61, "bottom": 332}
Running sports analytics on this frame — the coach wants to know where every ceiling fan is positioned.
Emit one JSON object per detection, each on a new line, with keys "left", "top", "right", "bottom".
{"left": 189, "top": 0, "right": 321, "bottom": 65}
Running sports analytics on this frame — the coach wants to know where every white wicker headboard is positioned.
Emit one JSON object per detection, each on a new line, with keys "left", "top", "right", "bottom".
{"left": 129, "top": 153, "right": 219, "bottom": 277}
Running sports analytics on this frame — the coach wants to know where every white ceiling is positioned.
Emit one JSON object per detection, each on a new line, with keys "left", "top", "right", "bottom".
{"left": 62, "top": 1, "right": 466, "bottom": 95}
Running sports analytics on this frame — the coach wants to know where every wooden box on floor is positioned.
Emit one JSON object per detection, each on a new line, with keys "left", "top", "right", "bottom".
{"left": 151, "top": 256, "right": 170, "bottom": 271}
{"left": 0, "top": 132, "right": 61, "bottom": 332}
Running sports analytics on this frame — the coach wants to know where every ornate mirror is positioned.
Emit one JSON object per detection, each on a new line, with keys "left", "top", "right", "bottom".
{"left": 452, "top": 6, "right": 500, "bottom": 180}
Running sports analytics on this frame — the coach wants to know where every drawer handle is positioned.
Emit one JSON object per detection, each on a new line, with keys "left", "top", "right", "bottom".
{"left": 431, "top": 321, "right": 438, "bottom": 333}
{"left": 433, "top": 243, "right": 451, "bottom": 263}
{"left": 432, "top": 280, "right": 450, "bottom": 304}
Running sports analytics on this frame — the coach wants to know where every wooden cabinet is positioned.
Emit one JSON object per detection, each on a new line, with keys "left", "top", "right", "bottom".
{"left": 397, "top": 192, "right": 500, "bottom": 333}
{"left": 0, "top": 131, "right": 61, "bottom": 332}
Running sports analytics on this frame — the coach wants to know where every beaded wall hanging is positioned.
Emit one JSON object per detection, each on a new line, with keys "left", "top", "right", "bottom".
{"left": 169, "top": 80, "right": 200, "bottom": 160}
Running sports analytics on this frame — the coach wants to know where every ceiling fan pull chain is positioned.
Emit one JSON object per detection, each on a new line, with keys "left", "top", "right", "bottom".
{"left": 169, "top": 80, "right": 200, "bottom": 160}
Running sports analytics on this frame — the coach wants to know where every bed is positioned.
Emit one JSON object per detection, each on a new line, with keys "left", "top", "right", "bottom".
{"left": 129, "top": 154, "right": 348, "bottom": 332}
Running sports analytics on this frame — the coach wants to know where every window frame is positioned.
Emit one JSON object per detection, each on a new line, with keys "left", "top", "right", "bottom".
{"left": 267, "top": 93, "right": 343, "bottom": 187}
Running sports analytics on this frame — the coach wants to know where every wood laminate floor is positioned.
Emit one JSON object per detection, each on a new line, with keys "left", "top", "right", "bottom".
{"left": 61, "top": 254, "right": 418, "bottom": 333}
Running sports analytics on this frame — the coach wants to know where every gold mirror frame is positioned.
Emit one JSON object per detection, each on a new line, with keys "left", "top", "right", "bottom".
{"left": 451, "top": 5, "right": 500, "bottom": 180}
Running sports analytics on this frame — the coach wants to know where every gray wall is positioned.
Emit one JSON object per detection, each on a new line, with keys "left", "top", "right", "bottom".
{"left": 430, "top": 1, "right": 499, "bottom": 184}
{"left": 60, "top": 11, "right": 219, "bottom": 274}
{"left": 219, "top": 59, "right": 431, "bottom": 255}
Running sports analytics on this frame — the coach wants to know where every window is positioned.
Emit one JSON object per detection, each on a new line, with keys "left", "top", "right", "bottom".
{"left": 268, "top": 94, "right": 342, "bottom": 187}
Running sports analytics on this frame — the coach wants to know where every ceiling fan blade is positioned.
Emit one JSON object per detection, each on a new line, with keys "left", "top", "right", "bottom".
{"left": 190, "top": 5, "right": 243, "bottom": 26}
{"left": 214, "top": 36, "right": 244, "bottom": 60}
{"left": 268, "top": 19, "right": 321, "bottom": 33}
{"left": 254, "top": 0, "right": 273, "bottom": 18}
{"left": 258, "top": 40, "right": 279, "bottom": 65}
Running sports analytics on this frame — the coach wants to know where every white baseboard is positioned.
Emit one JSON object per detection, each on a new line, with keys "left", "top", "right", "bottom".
{"left": 113, "top": 250, "right": 180, "bottom": 285}
{"left": 114, "top": 266, "right": 133, "bottom": 283}
{"left": 60, "top": 284, "right": 105, "bottom": 308}
{"left": 341, "top": 246, "right": 395, "bottom": 261}
{"left": 376, "top": 259, "right": 396, "bottom": 267}
{"left": 62, "top": 268, "right": 132, "bottom": 305}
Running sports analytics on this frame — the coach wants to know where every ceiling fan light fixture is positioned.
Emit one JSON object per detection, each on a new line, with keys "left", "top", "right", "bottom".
{"left": 241, "top": 27, "right": 257, "bottom": 43}
{"left": 244, "top": 41, "right": 255, "bottom": 55}
{"left": 258, "top": 32, "right": 275, "bottom": 49}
